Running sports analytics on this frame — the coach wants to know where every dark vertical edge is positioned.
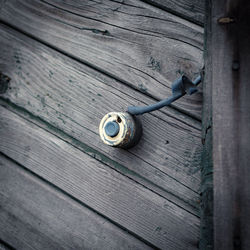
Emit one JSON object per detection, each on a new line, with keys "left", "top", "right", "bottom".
{"left": 212, "top": 0, "right": 239, "bottom": 248}
{"left": 212, "top": 0, "right": 250, "bottom": 249}
{"left": 239, "top": 3, "right": 250, "bottom": 249}
{"left": 200, "top": 0, "right": 213, "bottom": 249}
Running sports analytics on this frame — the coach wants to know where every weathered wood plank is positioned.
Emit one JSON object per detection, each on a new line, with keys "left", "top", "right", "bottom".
{"left": 0, "top": 155, "right": 153, "bottom": 250}
{"left": 0, "top": 106, "right": 200, "bottom": 249}
{"left": 0, "top": 24, "right": 202, "bottom": 215}
{"left": 211, "top": 0, "right": 250, "bottom": 249}
{"left": 142, "top": 0, "right": 204, "bottom": 25}
{"left": 0, "top": 0, "right": 203, "bottom": 119}
{"left": 200, "top": 1, "right": 213, "bottom": 249}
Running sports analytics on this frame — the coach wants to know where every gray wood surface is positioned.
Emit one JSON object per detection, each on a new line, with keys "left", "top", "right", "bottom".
{"left": 0, "top": 1, "right": 204, "bottom": 248}
{"left": 0, "top": 0, "right": 5, "bottom": 11}
{"left": 0, "top": 155, "right": 153, "bottom": 250}
{"left": 0, "top": 24, "right": 202, "bottom": 215}
{"left": 211, "top": 0, "right": 250, "bottom": 249}
{"left": 200, "top": 1, "right": 213, "bottom": 249}
{"left": 0, "top": 0, "right": 203, "bottom": 119}
{"left": 0, "top": 106, "right": 200, "bottom": 250}
{"left": 142, "top": 0, "right": 204, "bottom": 25}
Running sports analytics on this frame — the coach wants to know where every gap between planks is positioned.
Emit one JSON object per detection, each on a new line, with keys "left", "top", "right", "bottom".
{"left": 0, "top": 239, "right": 14, "bottom": 250}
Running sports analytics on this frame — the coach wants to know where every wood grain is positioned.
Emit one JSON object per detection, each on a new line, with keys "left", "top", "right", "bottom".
{"left": 0, "top": 0, "right": 203, "bottom": 119}
{"left": 142, "top": 0, "right": 204, "bottom": 25}
{"left": 0, "top": 106, "right": 199, "bottom": 249}
{"left": 200, "top": 1, "right": 213, "bottom": 249}
{"left": 0, "top": 155, "right": 153, "bottom": 250}
{"left": 211, "top": 0, "right": 250, "bottom": 249}
{"left": 0, "top": 24, "right": 202, "bottom": 215}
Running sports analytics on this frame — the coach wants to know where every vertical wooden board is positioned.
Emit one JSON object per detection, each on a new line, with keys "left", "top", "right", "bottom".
{"left": 239, "top": 4, "right": 250, "bottom": 249}
{"left": 200, "top": 0, "right": 213, "bottom": 249}
{"left": 0, "top": 155, "right": 153, "bottom": 250}
{"left": 0, "top": 106, "right": 200, "bottom": 250}
{"left": 142, "top": 0, "right": 205, "bottom": 25}
{"left": 0, "top": 0, "right": 204, "bottom": 119}
{"left": 0, "top": 23, "right": 202, "bottom": 215}
{"left": 211, "top": 0, "right": 250, "bottom": 249}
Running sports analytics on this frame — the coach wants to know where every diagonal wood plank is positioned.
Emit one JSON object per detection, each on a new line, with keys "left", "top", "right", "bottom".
{"left": 0, "top": 24, "right": 202, "bottom": 215}
{"left": 0, "top": 155, "right": 153, "bottom": 250}
{"left": 0, "top": 106, "right": 200, "bottom": 249}
{"left": 0, "top": 0, "right": 203, "bottom": 119}
{"left": 142, "top": 0, "right": 205, "bottom": 25}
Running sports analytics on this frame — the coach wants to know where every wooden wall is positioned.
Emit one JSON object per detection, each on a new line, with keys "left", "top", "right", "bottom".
{"left": 207, "top": 0, "right": 250, "bottom": 249}
{"left": 0, "top": 0, "right": 205, "bottom": 249}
